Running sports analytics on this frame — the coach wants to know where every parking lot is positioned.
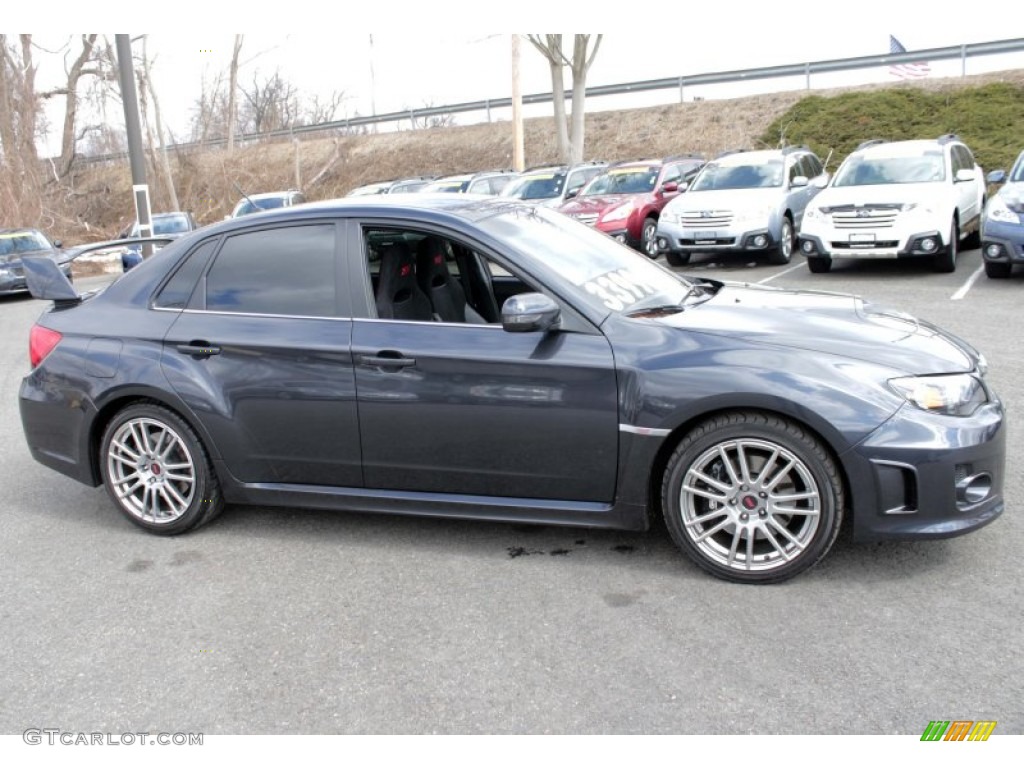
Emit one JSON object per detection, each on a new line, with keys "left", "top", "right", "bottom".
{"left": 0, "top": 247, "right": 1021, "bottom": 735}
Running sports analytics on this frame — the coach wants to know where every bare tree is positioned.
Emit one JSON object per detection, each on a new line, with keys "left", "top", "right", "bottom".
{"left": 302, "top": 90, "right": 348, "bottom": 126}
{"left": 407, "top": 101, "right": 456, "bottom": 130}
{"left": 526, "top": 34, "right": 570, "bottom": 162}
{"left": 226, "top": 35, "right": 243, "bottom": 151}
{"left": 526, "top": 34, "right": 602, "bottom": 164}
{"left": 38, "top": 34, "right": 103, "bottom": 178}
{"left": 239, "top": 69, "right": 299, "bottom": 134}
{"left": 138, "top": 36, "right": 179, "bottom": 210}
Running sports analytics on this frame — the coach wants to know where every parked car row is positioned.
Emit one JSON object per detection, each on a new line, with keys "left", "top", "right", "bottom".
{"left": 341, "top": 134, "right": 1017, "bottom": 279}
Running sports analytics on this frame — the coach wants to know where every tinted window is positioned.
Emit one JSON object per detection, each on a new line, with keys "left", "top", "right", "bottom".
{"left": 205, "top": 225, "right": 336, "bottom": 316}
{"left": 805, "top": 155, "right": 824, "bottom": 177}
{"left": 154, "top": 239, "right": 218, "bottom": 309}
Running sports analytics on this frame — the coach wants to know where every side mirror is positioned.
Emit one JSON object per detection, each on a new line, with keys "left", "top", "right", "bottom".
{"left": 955, "top": 169, "right": 976, "bottom": 183}
{"left": 986, "top": 169, "right": 1007, "bottom": 185}
{"left": 501, "top": 293, "right": 561, "bottom": 333}
{"left": 810, "top": 173, "right": 830, "bottom": 189}
{"left": 52, "top": 239, "right": 63, "bottom": 248}
{"left": 662, "top": 182, "right": 679, "bottom": 193}
{"left": 565, "top": 186, "right": 582, "bottom": 200}
{"left": 790, "top": 175, "right": 809, "bottom": 188}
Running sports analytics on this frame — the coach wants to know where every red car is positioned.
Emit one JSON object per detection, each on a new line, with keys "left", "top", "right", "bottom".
{"left": 557, "top": 156, "right": 704, "bottom": 256}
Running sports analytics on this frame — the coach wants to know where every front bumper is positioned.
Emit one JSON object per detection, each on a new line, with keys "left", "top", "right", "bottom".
{"left": 798, "top": 229, "right": 944, "bottom": 260}
{"left": 846, "top": 400, "right": 1005, "bottom": 541}
{"left": 980, "top": 218, "right": 1024, "bottom": 264}
{"left": 657, "top": 219, "right": 777, "bottom": 254}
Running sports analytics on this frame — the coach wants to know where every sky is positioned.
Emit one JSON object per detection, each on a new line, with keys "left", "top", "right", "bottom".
{"left": 10, "top": 1, "right": 1024, "bottom": 154}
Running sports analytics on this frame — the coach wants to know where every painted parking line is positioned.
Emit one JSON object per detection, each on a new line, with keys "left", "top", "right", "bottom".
{"left": 757, "top": 262, "right": 805, "bottom": 284}
{"left": 951, "top": 265, "right": 984, "bottom": 300}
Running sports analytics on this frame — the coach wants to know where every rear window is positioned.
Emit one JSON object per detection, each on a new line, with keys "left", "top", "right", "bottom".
{"left": 204, "top": 225, "right": 336, "bottom": 316}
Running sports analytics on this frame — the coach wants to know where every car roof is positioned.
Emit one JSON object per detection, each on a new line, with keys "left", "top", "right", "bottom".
{"left": 856, "top": 139, "right": 952, "bottom": 158}
{"left": 714, "top": 149, "right": 791, "bottom": 165}
{"left": 0, "top": 227, "right": 45, "bottom": 236}
{"left": 242, "top": 190, "right": 300, "bottom": 200}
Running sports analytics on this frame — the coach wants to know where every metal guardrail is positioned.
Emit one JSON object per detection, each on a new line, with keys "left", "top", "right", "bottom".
{"left": 79, "top": 37, "right": 1024, "bottom": 165}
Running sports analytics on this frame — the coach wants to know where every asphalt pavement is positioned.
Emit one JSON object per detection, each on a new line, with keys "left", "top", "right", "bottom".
{"left": 0, "top": 252, "right": 1021, "bottom": 735}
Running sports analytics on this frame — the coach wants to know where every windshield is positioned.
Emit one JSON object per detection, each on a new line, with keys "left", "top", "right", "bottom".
{"left": 833, "top": 151, "right": 946, "bottom": 186}
{"left": 690, "top": 160, "right": 784, "bottom": 191}
{"left": 1010, "top": 154, "right": 1024, "bottom": 183}
{"left": 502, "top": 173, "right": 565, "bottom": 200}
{"left": 152, "top": 215, "right": 192, "bottom": 235}
{"left": 0, "top": 230, "right": 52, "bottom": 255}
{"left": 582, "top": 167, "right": 659, "bottom": 196}
{"left": 424, "top": 180, "right": 468, "bottom": 194}
{"left": 478, "top": 205, "right": 691, "bottom": 316}
{"left": 234, "top": 196, "right": 288, "bottom": 216}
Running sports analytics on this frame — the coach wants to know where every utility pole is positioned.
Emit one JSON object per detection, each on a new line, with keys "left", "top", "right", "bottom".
{"left": 115, "top": 34, "right": 153, "bottom": 258}
{"left": 511, "top": 34, "right": 524, "bottom": 171}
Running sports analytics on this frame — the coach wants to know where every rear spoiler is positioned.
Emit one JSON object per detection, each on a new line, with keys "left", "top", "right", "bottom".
{"left": 23, "top": 236, "right": 176, "bottom": 307}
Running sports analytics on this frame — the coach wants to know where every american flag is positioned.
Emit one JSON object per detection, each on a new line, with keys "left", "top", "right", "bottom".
{"left": 889, "top": 35, "right": 931, "bottom": 79}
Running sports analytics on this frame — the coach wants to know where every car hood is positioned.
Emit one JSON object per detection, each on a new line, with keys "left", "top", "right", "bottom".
{"left": 812, "top": 182, "right": 945, "bottom": 208}
{"left": 994, "top": 182, "right": 1024, "bottom": 212}
{"left": 559, "top": 193, "right": 649, "bottom": 215}
{"left": 669, "top": 187, "right": 781, "bottom": 211}
{"left": 660, "top": 282, "right": 977, "bottom": 375}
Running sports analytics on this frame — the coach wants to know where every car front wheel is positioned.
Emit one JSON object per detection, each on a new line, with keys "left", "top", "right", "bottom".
{"left": 932, "top": 220, "right": 958, "bottom": 273}
{"left": 661, "top": 412, "right": 844, "bottom": 584}
{"left": 100, "top": 402, "right": 223, "bottom": 535}
{"left": 985, "top": 260, "right": 1011, "bottom": 279}
{"left": 768, "top": 216, "right": 794, "bottom": 265}
{"left": 807, "top": 255, "right": 832, "bottom": 273}
{"left": 641, "top": 218, "right": 659, "bottom": 258}
{"left": 665, "top": 251, "right": 691, "bottom": 267}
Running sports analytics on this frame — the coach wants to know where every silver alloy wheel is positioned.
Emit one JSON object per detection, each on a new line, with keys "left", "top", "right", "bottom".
{"left": 679, "top": 437, "right": 821, "bottom": 573}
{"left": 780, "top": 218, "right": 793, "bottom": 260}
{"left": 106, "top": 417, "right": 196, "bottom": 524}
{"left": 642, "top": 219, "right": 659, "bottom": 257}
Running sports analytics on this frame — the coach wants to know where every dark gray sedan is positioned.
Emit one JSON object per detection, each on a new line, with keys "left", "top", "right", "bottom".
{"left": 18, "top": 197, "right": 1005, "bottom": 583}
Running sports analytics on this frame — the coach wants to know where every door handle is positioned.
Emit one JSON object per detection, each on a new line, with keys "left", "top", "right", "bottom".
{"left": 176, "top": 341, "right": 221, "bottom": 357}
{"left": 358, "top": 353, "right": 416, "bottom": 369}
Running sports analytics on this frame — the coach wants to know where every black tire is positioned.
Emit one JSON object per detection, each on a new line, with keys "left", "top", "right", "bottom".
{"left": 768, "top": 216, "right": 794, "bottom": 265}
{"left": 641, "top": 218, "right": 659, "bottom": 258}
{"left": 661, "top": 411, "right": 844, "bottom": 584}
{"left": 932, "top": 219, "right": 958, "bottom": 273}
{"left": 985, "top": 260, "right": 1011, "bottom": 279}
{"left": 665, "top": 251, "right": 691, "bottom": 267}
{"left": 963, "top": 201, "right": 984, "bottom": 250}
{"left": 99, "top": 402, "right": 223, "bottom": 535}
{"left": 807, "top": 255, "right": 832, "bottom": 273}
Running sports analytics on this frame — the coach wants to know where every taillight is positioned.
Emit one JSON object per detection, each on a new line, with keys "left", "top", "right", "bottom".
{"left": 29, "top": 325, "right": 63, "bottom": 368}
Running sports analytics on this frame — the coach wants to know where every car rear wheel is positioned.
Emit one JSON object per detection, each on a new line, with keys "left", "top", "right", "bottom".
{"left": 932, "top": 220, "right": 958, "bottom": 273}
{"left": 100, "top": 403, "right": 223, "bottom": 535}
{"left": 985, "top": 260, "right": 1011, "bottom": 279}
{"left": 661, "top": 412, "right": 844, "bottom": 584}
{"left": 768, "top": 216, "right": 794, "bottom": 265}
{"left": 807, "top": 255, "right": 832, "bottom": 273}
{"left": 665, "top": 251, "right": 691, "bottom": 267}
{"left": 641, "top": 218, "right": 659, "bottom": 258}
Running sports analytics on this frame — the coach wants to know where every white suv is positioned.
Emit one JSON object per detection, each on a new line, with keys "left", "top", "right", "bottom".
{"left": 798, "top": 135, "right": 985, "bottom": 273}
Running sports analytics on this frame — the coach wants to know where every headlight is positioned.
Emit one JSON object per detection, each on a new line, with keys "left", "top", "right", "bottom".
{"left": 889, "top": 374, "right": 988, "bottom": 416}
{"left": 986, "top": 197, "right": 1019, "bottom": 224}
{"left": 602, "top": 202, "right": 635, "bottom": 222}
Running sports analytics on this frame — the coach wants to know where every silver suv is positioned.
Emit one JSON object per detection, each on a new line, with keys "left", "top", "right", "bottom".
{"left": 657, "top": 146, "right": 828, "bottom": 266}
{"left": 499, "top": 161, "right": 608, "bottom": 207}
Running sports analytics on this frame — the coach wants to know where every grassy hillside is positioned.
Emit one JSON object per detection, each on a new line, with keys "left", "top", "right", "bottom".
{"left": 48, "top": 69, "right": 1024, "bottom": 244}
{"left": 760, "top": 82, "right": 1024, "bottom": 173}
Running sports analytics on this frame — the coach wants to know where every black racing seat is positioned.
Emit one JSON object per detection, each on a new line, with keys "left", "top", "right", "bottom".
{"left": 375, "top": 242, "right": 433, "bottom": 321}
{"left": 415, "top": 236, "right": 486, "bottom": 324}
